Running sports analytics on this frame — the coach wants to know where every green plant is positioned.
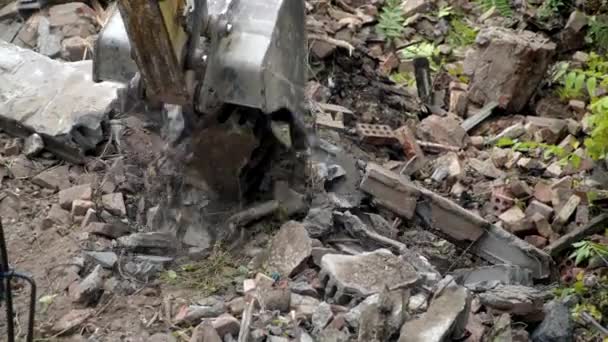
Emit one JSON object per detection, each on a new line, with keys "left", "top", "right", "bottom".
{"left": 569, "top": 240, "right": 608, "bottom": 265}
{"left": 437, "top": 5, "right": 453, "bottom": 18}
{"left": 584, "top": 96, "right": 608, "bottom": 160}
{"left": 538, "top": 0, "right": 566, "bottom": 19}
{"left": 377, "top": 0, "right": 404, "bottom": 42}
{"left": 477, "top": 0, "right": 513, "bottom": 17}
{"left": 399, "top": 42, "right": 443, "bottom": 71}
{"left": 587, "top": 15, "right": 608, "bottom": 52}
{"left": 557, "top": 71, "right": 586, "bottom": 100}
{"left": 494, "top": 138, "right": 582, "bottom": 168}
{"left": 447, "top": 19, "right": 478, "bottom": 47}
{"left": 390, "top": 72, "right": 416, "bottom": 87}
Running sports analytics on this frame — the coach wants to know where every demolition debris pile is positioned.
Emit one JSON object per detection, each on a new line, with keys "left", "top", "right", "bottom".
{"left": 1, "top": 0, "right": 608, "bottom": 341}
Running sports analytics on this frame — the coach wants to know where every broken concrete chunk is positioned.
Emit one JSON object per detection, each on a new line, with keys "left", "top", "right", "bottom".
{"left": 477, "top": 285, "right": 544, "bottom": 316}
{"left": 312, "top": 302, "right": 334, "bottom": 332}
{"left": 526, "top": 116, "right": 568, "bottom": 144}
{"left": 399, "top": 280, "right": 470, "bottom": 342}
{"left": 498, "top": 206, "right": 529, "bottom": 234}
{"left": 533, "top": 182, "right": 553, "bottom": 203}
{"left": 0, "top": 41, "right": 121, "bottom": 160}
{"left": 431, "top": 152, "right": 462, "bottom": 184}
{"left": 101, "top": 193, "right": 127, "bottom": 217}
{"left": 489, "top": 122, "right": 526, "bottom": 144}
{"left": 43, "top": 204, "right": 71, "bottom": 229}
{"left": 61, "top": 36, "right": 89, "bottom": 61}
{"left": 86, "top": 222, "right": 130, "bottom": 239}
{"left": 525, "top": 200, "right": 554, "bottom": 220}
{"left": 69, "top": 265, "right": 104, "bottom": 306}
{"left": 267, "top": 221, "right": 313, "bottom": 277}
{"left": 451, "top": 264, "right": 533, "bottom": 290}
{"left": 84, "top": 251, "right": 118, "bottom": 269}
{"left": 58, "top": 183, "right": 92, "bottom": 210}
{"left": 80, "top": 208, "right": 98, "bottom": 229}
{"left": 9, "top": 155, "right": 37, "bottom": 179}
{"left": 469, "top": 158, "right": 505, "bottom": 179}
{"left": 117, "top": 232, "right": 178, "bottom": 255}
{"left": 23, "top": 133, "right": 44, "bottom": 157}
{"left": 535, "top": 97, "right": 572, "bottom": 119}
{"left": 32, "top": 165, "right": 71, "bottom": 190}
{"left": 320, "top": 249, "right": 418, "bottom": 302}
{"left": 555, "top": 194, "right": 581, "bottom": 225}
{"left": 71, "top": 199, "right": 94, "bottom": 217}
{"left": 212, "top": 313, "right": 240, "bottom": 338}
{"left": 417, "top": 115, "right": 467, "bottom": 148}
{"left": 467, "top": 28, "right": 556, "bottom": 112}
{"left": 359, "top": 163, "right": 419, "bottom": 219}
{"left": 290, "top": 293, "right": 321, "bottom": 319}
{"left": 303, "top": 207, "right": 334, "bottom": 238}
{"left": 531, "top": 299, "right": 574, "bottom": 342}
{"left": 174, "top": 304, "right": 226, "bottom": 326}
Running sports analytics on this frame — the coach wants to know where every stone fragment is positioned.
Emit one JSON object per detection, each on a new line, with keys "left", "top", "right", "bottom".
{"left": 478, "top": 285, "right": 544, "bottom": 316}
{"left": 555, "top": 194, "right": 581, "bottom": 225}
{"left": 290, "top": 293, "right": 320, "bottom": 319}
{"left": 117, "top": 232, "right": 178, "bottom": 255}
{"left": 517, "top": 157, "right": 547, "bottom": 171}
{"left": 32, "top": 165, "right": 71, "bottom": 190}
{"left": 71, "top": 200, "right": 94, "bottom": 217}
{"left": 80, "top": 208, "right": 98, "bottom": 229}
{"left": 535, "top": 97, "right": 572, "bottom": 119}
{"left": 575, "top": 205, "right": 589, "bottom": 227}
{"left": 489, "top": 123, "right": 526, "bottom": 145}
{"left": 267, "top": 221, "right": 313, "bottom": 277}
{"left": 525, "top": 200, "right": 554, "bottom": 220}
{"left": 345, "top": 291, "right": 409, "bottom": 334}
{"left": 467, "top": 28, "right": 556, "bottom": 112}
{"left": 559, "top": 10, "right": 587, "bottom": 52}
{"left": 531, "top": 299, "right": 574, "bottom": 342}
{"left": 3, "top": 139, "right": 20, "bottom": 156}
{"left": 312, "top": 302, "right": 333, "bottom": 332}
{"left": 359, "top": 163, "right": 419, "bottom": 219}
{"left": 509, "top": 179, "right": 532, "bottom": 198}
{"left": 504, "top": 151, "right": 522, "bottom": 169}
{"left": 431, "top": 152, "right": 462, "bottom": 185}
{"left": 212, "top": 313, "right": 240, "bottom": 338}
{"left": 48, "top": 2, "right": 98, "bottom": 38}
{"left": 525, "top": 235, "right": 548, "bottom": 249}
{"left": 257, "top": 288, "right": 291, "bottom": 312}
{"left": 311, "top": 40, "right": 336, "bottom": 59}
{"left": 469, "top": 158, "right": 505, "bottom": 179}
{"left": 84, "top": 251, "right": 118, "bottom": 269}
{"left": 499, "top": 206, "right": 528, "bottom": 234}
{"left": 303, "top": 207, "right": 334, "bottom": 238}
{"left": 24, "top": 134, "right": 45, "bottom": 158}
{"left": 532, "top": 214, "right": 557, "bottom": 240}
{"left": 533, "top": 182, "right": 553, "bottom": 203}
{"left": 9, "top": 155, "right": 36, "bottom": 179}
{"left": 399, "top": 279, "right": 470, "bottom": 342}
{"left": 417, "top": 115, "right": 466, "bottom": 148}
{"left": 102, "top": 193, "right": 127, "bottom": 217}
{"left": 51, "top": 309, "right": 95, "bottom": 334}
{"left": 86, "top": 222, "right": 130, "bottom": 239}
{"left": 491, "top": 147, "right": 511, "bottom": 168}
{"left": 149, "top": 334, "right": 177, "bottom": 342}
{"left": 274, "top": 181, "right": 307, "bottom": 216}
{"left": 42, "top": 204, "right": 71, "bottom": 229}
{"left": 37, "top": 17, "right": 61, "bottom": 58}
{"left": 449, "top": 89, "right": 468, "bottom": 117}
{"left": 69, "top": 265, "right": 104, "bottom": 306}
{"left": 320, "top": 249, "right": 418, "bottom": 301}
{"left": 407, "top": 293, "right": 428, "bottom": 313}
{"left": 290, "top": 280, "right": 319, "bottom": 298}
{"left": 59, "top": 184, "right": 92, "bottom": 210}
{"left": 526, "top": 116, "right": 567, "bottom": 144}
{"left": 174, "top": 304, "right": 225, "bottom": 326}
{"left": 545, "top": 161, "right": 565, "bottom": 178}
{"left": 357, "top": 288, "right": 408, "bottom": 342}
{"left": 451, "top": 264, "right": 533, "bottom": 290}
{"left": 61, "top": 36, "right": 88, "bottom": 61}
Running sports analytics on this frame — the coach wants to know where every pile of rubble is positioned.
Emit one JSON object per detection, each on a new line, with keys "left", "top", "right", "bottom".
{"left": 0, "top": 0, "right": 607, "bottom": 341}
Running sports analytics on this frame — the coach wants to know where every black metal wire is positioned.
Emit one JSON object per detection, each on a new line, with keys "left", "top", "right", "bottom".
{"left": 7, "top": 272, "right": 36, "bottom": 342}
{"left": 0, "top": 219, "right": 15, "bottom": 342}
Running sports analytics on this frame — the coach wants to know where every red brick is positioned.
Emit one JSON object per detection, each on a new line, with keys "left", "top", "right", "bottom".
{"left": 356, "top": 124, "right": 399, "bottom": 146}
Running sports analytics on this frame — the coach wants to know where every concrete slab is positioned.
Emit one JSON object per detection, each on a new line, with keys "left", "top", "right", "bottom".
{"left": 0, "top": 41, "right": 122, "bottom": 163}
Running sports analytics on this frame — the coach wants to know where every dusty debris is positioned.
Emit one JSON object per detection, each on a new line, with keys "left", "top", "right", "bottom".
{"left": 467, "top": 28, "right": 556, "bottom": 112}
{"left": 51, "top": 308, "right": 95, "bottom": 335}
{"left": 69, "top": 264, "right": 105, "bottom": 306}
{"left": 42, "top": 203, "right": 71, "bottom": 229}
{"left": 267, "top": 221, "right": 313, "bottom": 277}
{"left": 319, "top": 249, "right": 418, "bottom": 302}
{"left": 71, "top": 199, "right": 94, "bottom": 217}
{"left": 32, "top": 165, "right": 71, "bottom": 190}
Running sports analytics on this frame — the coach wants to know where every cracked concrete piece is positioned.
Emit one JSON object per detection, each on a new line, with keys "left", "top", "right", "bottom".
{"left": 451, "top": 264, "right": 533, "bottom": 290}
{"left": 399, "top": 281, "right": 470, "bottom": 342}
{"left": 467, "top": 28, "right": 556, "bottom": 112}
{"left": 320, "top": 249, "right": 418, "bottom": 301}
{"left": 267, "top": 221, "right": 313, "bottom": 277}
{"left": 0, "top": 41, "right": 122, "bottom": 162}
{"left": 478, "top": 285, "right": 544, "bottom": 316}
{"left": 359, "top": 163, "right": 420, "bottom": 219}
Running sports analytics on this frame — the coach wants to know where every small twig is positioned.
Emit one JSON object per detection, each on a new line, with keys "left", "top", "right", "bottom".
{"left": 308, "top": 34, "right": 355, "bottom": 55}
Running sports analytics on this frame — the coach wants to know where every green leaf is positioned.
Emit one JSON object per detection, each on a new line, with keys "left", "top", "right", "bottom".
{"left": 587, "top": 76, "right": 598, "bottom": 99}
{"left": 495, "top": 137, "right": 515, "bottom": 147}
{"left": 166, "top": 270, "right": 178, "bottom": 280}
